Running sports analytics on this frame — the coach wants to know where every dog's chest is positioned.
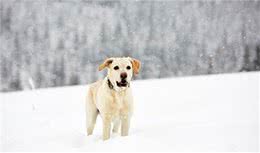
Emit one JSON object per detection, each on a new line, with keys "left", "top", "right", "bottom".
{"left": 112, "top": 93, "right": 126, "bottom": 109}
{"left": 109, "top": 92, "right": 130, "bottom": 116}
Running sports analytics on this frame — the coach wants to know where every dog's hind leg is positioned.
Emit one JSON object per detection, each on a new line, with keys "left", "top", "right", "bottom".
{"left": 102, "top": 114, "right": 112, "bottom": 140}
{"left": 86, "top": 108, "right": 98, "bottom": 136}
{"left": 86, "top": 89, "right": 98, "bottom": 136}
{"left": 121, "top": 115, "right": 130, "bottom": 136}
{"left": 112, "top": 118, "right": 120, "bottom": 133}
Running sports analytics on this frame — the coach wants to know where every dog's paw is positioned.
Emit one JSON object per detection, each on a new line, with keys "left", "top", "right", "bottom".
{"left": 87, "top": 128, "right": 93, "bottom": 136}
{"left": 121, "top": 132, "right": 128, "bottom": 137}
{"left": 102, "top": 136, "right": 110, "bottom": 141}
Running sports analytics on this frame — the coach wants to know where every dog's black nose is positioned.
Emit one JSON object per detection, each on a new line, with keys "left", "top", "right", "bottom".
{"left": 120, "top": 72, "right": 127, "bottom": 79}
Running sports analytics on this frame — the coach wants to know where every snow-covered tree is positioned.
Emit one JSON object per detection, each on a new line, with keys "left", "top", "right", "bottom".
{"left": 0, "top": 1, "right": 260, "bottom": 92}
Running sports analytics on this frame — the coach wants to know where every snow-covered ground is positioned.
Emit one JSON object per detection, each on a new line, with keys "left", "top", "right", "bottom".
{"left": 0, "top": 72, "right": 259, "bottom": 151}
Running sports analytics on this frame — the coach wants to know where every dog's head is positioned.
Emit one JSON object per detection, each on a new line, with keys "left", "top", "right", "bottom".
{"left": 99, "top": 57, "right": 141, "bottom": 91}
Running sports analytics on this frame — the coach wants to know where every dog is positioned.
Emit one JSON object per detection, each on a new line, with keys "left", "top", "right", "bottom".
{"left": 86, "top": 57, "right": 141, "bottom": 140}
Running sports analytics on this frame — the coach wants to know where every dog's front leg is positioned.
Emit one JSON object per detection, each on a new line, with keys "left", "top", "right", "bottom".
{"left": 121, "top": 115, "right": 130, "bottom": 136}
{"left": 102, "top": 114, "right": 112, "bottom": 140}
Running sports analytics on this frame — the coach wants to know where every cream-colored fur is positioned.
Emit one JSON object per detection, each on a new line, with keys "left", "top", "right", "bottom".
{"left": 86, "top": 57, "right": 141, "bottom": 140}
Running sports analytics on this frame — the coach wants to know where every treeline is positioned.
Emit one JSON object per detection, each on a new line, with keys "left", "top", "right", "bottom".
{"left": 0, "top": 0, "right": 260, "bottom": 92}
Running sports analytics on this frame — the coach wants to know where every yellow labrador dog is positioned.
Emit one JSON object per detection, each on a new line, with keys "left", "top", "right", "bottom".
{"left": 86, "top": 57, "right": 141, "bottom": 140}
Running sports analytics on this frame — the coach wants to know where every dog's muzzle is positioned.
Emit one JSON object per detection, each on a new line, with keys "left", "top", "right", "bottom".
{"left": 116, "top": 79, "right": 128, "bottom": 87}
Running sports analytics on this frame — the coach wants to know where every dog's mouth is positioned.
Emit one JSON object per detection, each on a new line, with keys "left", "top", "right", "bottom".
{"left": 116, "top": 80, "right": 128, "bottom": 87}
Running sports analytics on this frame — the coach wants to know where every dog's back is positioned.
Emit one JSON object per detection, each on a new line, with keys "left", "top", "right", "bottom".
{"left": 87, "top": 80, "right": 102, "bottom": 106}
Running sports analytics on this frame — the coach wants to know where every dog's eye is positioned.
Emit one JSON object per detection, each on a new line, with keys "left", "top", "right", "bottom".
{"left": 126, "top": 66, "right": 131, "bottom": 70}
{"left": 114, "top": 66, "right": 119, "bottom": 70}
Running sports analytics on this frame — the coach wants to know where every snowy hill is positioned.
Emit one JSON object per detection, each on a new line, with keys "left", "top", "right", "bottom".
{"left": 0, "top": 72, "right": 259, "bottom": 151}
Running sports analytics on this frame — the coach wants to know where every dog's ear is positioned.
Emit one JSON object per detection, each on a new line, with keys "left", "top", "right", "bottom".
{"left": 99, "top": 58, "right": 113, "bottom": 71}
{"left": 130, "top": 58, "right": 141, "bottom": 75}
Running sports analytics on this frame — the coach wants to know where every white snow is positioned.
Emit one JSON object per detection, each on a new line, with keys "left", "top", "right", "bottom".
{"left": 0, "top": 72, "right": 259, "bottom": 151}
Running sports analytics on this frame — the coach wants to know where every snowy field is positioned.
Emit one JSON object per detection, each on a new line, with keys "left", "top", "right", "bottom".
{"left": 0, "top": 72, "right": 259, "bottom": 151}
